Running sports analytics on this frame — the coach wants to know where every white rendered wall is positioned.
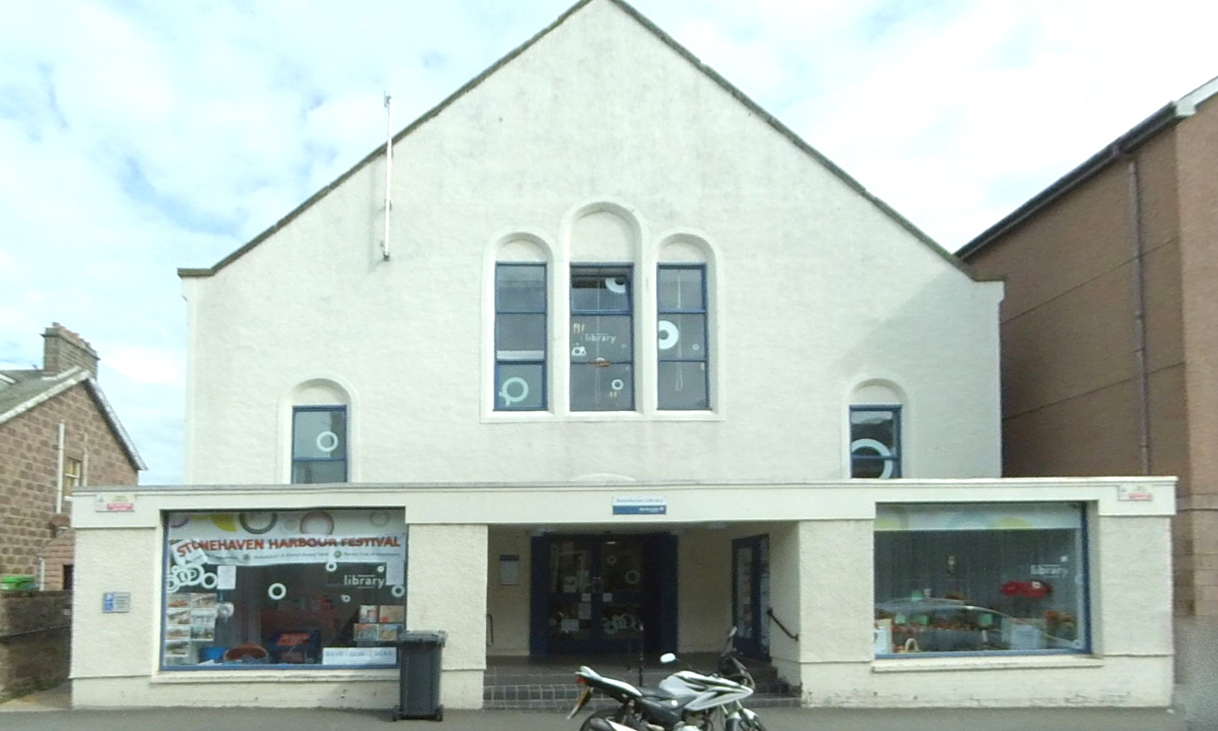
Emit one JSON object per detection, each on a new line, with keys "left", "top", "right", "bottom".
{"left": 70, "top": 478, "right": 1173, "bottom": 709}
{"left": 406, "top": 524, "right": 488, "bottom": 708}
{"left": 486, "top": 529, "right": 532, "bottom": 657}
{"left": 182, "top": 0, "right": 1003, "bottom": 487}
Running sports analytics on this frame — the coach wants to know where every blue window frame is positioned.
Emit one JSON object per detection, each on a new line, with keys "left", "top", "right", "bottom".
{"left": 495, "top": 264, "right": 547, "bottom": 410}
{"left": 657, "top": 265, "right": 709, "bottom": 410}
{"left": 291, "top": 406, "right": 347, "bottom": 483}
{"left": 570, "top": 265, "right": 633, "bottom": 411}
{"left": 874, "top": 502, "right": 1090, "bottom": 657}
{"left": 851, "top": 405, "right": 901, "bottom": 478}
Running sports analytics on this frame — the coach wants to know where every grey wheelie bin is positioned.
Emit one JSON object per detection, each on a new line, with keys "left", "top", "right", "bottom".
{"left": 395, "top": 630, "right": 447, "bottom": 721}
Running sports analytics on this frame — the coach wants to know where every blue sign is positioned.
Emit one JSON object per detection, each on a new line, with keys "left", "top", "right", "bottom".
{"left": 612, "top": 496, "right": 667, "bottom": 515}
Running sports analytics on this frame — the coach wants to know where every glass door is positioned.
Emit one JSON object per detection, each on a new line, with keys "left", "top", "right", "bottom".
{"left": 732, "top": 534, "right": 770, "bottom": 658}
{"left": 545, "top": 536, "right": 646, "bottom": 654}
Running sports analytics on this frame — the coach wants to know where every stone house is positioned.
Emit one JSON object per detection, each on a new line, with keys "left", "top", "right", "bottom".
{"left": 0, "top": 324, "right": 145, "bottom": 589}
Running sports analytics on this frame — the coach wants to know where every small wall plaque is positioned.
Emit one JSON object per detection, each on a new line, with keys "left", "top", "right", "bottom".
{"left": 102, "top": 592, "right": 131, "bottom": 613}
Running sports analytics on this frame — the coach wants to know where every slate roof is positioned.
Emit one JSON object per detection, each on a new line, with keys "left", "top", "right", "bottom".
{"left": 0, "top": 366, "right": 147, "bottom": 471}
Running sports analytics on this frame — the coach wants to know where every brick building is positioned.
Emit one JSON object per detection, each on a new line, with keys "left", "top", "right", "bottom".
{"left": 958, "top": 74, "right": 1218, "bottom": 716}
{"left": 0, "top": 324, "right": 144, "bottom": 589}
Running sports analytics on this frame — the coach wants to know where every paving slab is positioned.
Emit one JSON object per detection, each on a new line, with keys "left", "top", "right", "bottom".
{"left": 0, "top": 702, "right": 1191, "bottom": 731}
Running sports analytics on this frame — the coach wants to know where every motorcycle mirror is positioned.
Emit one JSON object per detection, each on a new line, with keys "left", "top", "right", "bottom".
{"left": 659, "top": 652, "right": 677, "bottom": 664}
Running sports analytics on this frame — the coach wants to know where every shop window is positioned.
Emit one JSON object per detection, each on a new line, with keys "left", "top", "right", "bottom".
{"left": 160, "top": 509, "right": 407, "bottom": 669}
{"left": 495, "top": 263, "right": 547, "bottom": 410}
{"left": 851, "top": 406, "right": 900, "bottom": 478}
{"left": 657, "top": 265, "right": 709, "bottom": 410}
{"left": 874, "top": 503, "right": 1089, "bottom": 657}
{"left": 292, "top": 406, "right": 347, "bottom": 483}
{"left": 570, "top": 265, "right": 634, "bottom": 411}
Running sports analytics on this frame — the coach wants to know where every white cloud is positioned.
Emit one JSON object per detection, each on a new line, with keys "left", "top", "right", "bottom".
{"left": 104, "top": 346, "right": 185, "bottom": 388}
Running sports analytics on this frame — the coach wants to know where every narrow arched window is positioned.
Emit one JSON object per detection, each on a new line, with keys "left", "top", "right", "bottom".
{"left": 292, "top": 405, "right": 348, "bottom": 483}
{"left": 495, "top": 263, "right": 547, "bottom": 410}
{"left": 850, "top": 405, "right": 901, "bottom": 478}
{"left": 657, "top": 265, "right": 708, "bottom": 410}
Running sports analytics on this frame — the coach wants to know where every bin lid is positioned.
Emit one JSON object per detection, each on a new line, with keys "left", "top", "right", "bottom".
{"left": 397, "top": 630, "right": 448, "bottom": 646}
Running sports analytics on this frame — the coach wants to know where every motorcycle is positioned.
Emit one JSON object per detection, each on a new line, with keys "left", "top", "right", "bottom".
{"left": 567, "top": 628, "right": 768, "bottom": 731}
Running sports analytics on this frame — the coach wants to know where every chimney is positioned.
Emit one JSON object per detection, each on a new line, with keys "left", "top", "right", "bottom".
{"left": 42, "top": 323, "right": 100, "bottom": 378}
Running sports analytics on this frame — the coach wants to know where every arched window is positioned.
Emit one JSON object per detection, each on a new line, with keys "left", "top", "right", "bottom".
{"left": 568, "top": 206, "right": 640, "bottom": 412}
{"left": 493, "top": 236, "right": 551, "bottom": 412}
{"left": 850, "top": 381, "right": 904, "bottom": 478}
{"left": 657, "top": 235, "right": 713, "bottom": 411}
{"left": 290, "top": 380, "right": 350, "bottom": 483}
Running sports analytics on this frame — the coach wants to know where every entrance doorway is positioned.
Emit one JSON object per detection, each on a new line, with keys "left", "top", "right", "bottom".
{"left": 732, "top": 534, "right": 770, "bottom": 658}
{"left": 530, "top": 533, "right": 676, "bottom": 655}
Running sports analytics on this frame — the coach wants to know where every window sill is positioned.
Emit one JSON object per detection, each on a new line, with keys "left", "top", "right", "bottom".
{"left": 483, "top": 410, "right": 724, "bottom": 423}
{"left": 153, "top": 667, "right": 399, "bottom": 683}
{"left": 871, "top": 654, "right": 1102, "bottom": 673}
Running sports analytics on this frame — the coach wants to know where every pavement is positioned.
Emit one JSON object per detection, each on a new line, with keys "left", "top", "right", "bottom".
{"left": 0, "top": 685, "right": 1196, "bottom": 731}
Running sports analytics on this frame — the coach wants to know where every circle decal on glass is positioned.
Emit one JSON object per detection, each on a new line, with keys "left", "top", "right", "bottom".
{"left": 850, "top": 438, "right": 894, "bottom": 479}
{"left": 499, "top": 376, "right": 530, "bottom": 406}
{"left": 300, "top": 511, "right": 335, "bottom": 535}
{"left": 657, "top": 320, "right": 680, "bottom": 350}
{"left": 624, "top": 570, "right": 641, "bottom": 586}
{"left": 267, "top": 583, "right": 287, "bottom": 600}
{"left": 239, "top": 512, "right": 278, "bottom": 534}
{"left": 316, "top": 430, "right": 340, "bottom": 454}
{"left": 604, "top": 277, "right": 627, "bottom": 294}
{"left": 391, "top": 585, "right": 406, "bottom": 598}
{"left": 341, "top": 594, "right": 351, "bottom": 604}
{"left": 610, "top": 378, "right": 625, "bottom": 391}
{"left": 326, "top": 561, "right": 338, "bottom": 572}
{"left": 200, "top": 572, "right": 218, "bottom": 589}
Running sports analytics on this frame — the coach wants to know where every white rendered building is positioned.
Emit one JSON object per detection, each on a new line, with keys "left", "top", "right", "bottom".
{"left": 71, "top": 0, "right": 1173, "bottom": 711}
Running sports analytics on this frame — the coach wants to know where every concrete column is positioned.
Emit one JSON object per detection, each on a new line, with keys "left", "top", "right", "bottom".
{"left": 406, "top": 524, "right": 488, "bottom": 709}
{"left": 792, "top": 520, "right": 875, "bottom": 704}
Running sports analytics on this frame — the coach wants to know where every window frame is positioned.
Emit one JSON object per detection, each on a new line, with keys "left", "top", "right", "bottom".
{"left": 158, "top": 508, "right": 408, "bottom": 671}
{"left": 494, "top": 262, "right": 548, "bottom": 411}
{"left": 850, "top": 405, "right": 902, "bottom": 478}
{"left": 291, "top": 405, "right": 348, "bottom": 484}
{"left": 873, "top": 502, "right": 1092, "bottom": 658}
{"left": 62, "top": 455, "right": 83, "bottom": 497}
{"left": 656, "top": 264, "right": 710, "bottom": 411}
{"left": 569, "top": 263, "right": 635, "bottom": 412}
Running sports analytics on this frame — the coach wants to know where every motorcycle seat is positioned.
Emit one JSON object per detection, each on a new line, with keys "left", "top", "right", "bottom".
{"left": 638, "top": 685, "right": 682, "bottom": 701}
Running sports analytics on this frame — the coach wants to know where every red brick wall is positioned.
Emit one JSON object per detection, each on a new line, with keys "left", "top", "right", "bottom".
{"left": 0, "top": 383, "right": 138, "bottom": 587}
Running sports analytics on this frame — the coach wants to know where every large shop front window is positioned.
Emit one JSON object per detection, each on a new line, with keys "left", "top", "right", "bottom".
{"left": 161, "top": 509, "right": 407, "bottom": 669}
{"left": 874, "top": 503, "right": 1088, "bottom": 657}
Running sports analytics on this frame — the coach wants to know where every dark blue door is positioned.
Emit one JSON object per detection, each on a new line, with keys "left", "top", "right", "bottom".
{"left": 531, "top": 533, "right": 676, "bottom": 655}
{"left": 732, "top": 534, "right": 770, "bottom": 659}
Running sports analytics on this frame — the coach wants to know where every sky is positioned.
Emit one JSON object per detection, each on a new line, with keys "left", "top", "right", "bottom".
{"left": 1, "top": 0, "right": 1214, "bottom": 485}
